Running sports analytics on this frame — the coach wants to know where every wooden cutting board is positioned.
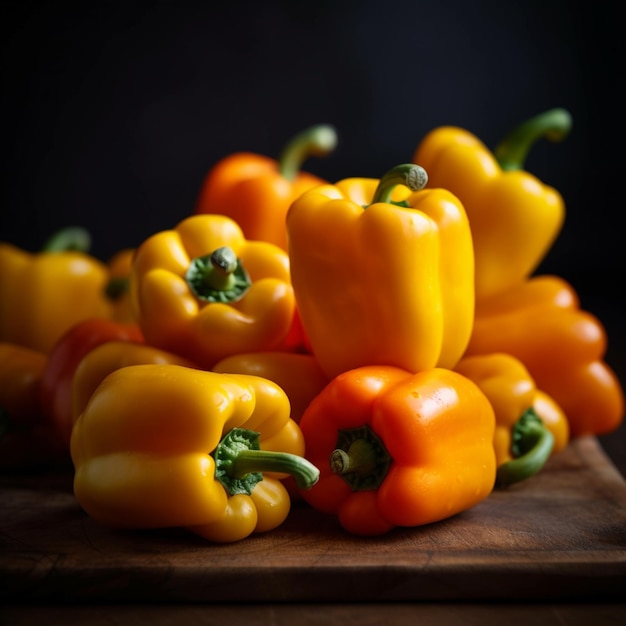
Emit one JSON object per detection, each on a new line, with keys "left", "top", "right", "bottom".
{"left": 1, "top": 436, "right": 625, "bottom": 603}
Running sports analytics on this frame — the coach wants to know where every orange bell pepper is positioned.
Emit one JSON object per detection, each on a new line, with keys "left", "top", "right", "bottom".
{"left": 195, "top": 124, "right": 337, "bottom": 251}
{"left": 130, "top": 214, "right": 296, "bottom": 368}
{"left": 413, "top": 109, "right": 571, "bottom": 300}
{"left": 298, "top": 365, "right": 496, "bottom": 536}
{"left": 212, "top": 351, "right": 329, "bottom": 424}
{"left": 464, "top": 275, "right": 624, "bottom": 438}
{"left": 455, "top": 353, "right": 569, "bottom": 488}
{"left": 39, "top": 318, "right": 144, "bottom": 448}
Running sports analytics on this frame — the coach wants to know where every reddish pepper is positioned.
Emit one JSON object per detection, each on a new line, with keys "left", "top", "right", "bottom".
{"left": 0, "top": 343, "right": 68, "bottom": 470}
{"left": 39, "top": 318, "right": 144, "bottom": 447}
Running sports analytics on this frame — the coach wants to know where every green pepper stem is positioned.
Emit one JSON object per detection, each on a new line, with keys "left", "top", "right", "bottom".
{"left": 330, "top": 425, "right": 391, "bottom": 491}
{"left": 369, "top": 163, "right": 428, "bottom": 205}
{"left": 494, "top": 108, "right": 572, "bottom": 172}
{"left": 42, "top": 226, "right": 91, "bottom": 253}
{"left": 214, "top": 427, "right": 319, "bottom": 495}
{"left": 330, "top": 439, "right": 378, "bottom": 476}
{"left": 207, "top": 246, "right": 238, "bottom": 289}
{"left": 495, "top": 409, "right": 555, "bottom": 489}
{"left": 229, "top": 449, "right": 320, "bottom": 490}
{"left": 185, "top": 246, "right": 251, "bottom": 303}
{"left": 278, "top": 124, "right": 338, "bottom": 181}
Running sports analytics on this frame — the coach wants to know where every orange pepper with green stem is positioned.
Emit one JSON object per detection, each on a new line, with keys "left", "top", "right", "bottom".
{"left": 413, "top": 108, "right": 571, "bottom": 300}
{"left": 286, "top": 164, "right": 475, "bottom": 380}
{"left": 0, "top": 227, "right": 114, "bottom": 353}
{"left": 195, "top": 124, "right": 337, "bottom": 251}
{"left": 130, "top": 214, "right": 296, "bottom": 369}
{"left": 298, "top": 365, "right": 496, "bottom": 536}
{"left": 455, "top": 353, "right": 569, "bottom": 488}
{"left": 464, "top": 275, "right": 624, "bottom": 438}
{"left": 71, "top": 364, "right": 319, "bottom": 543}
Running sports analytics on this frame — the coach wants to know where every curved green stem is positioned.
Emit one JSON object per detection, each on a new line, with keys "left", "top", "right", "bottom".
{"left": 330, "top": 425, "right": 391, "bottom": 491}
{"left": 369, "top": 163, "right": 428, "bottom": 206}
{"left": 495, "top": 408, "right": 555, "bottom": 489}
{"left": 278, "top": 124, "right": 338, "bottom": 181}
{"left": 494, "top": 108, "right": 572, "bottom": 171}
{"left": 185, "top": 246, "right": 251, "bottom": 303}
{"left": 214, "top": 427, "right": 320, "bottom": 495}
{"left": 42, "top": 226, "right": 91, "bottom": 253}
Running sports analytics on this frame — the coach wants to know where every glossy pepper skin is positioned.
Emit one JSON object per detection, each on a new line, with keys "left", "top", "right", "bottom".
{"left": 0, "top": 228, "right": 114, "bottom": 353}
{"left": 298, "top": 365, "right": 496, "bottom": 536}
{"left": 455, "top": 353, "right": 569, "bottom": 487}
{"left": 413, "top": 109, "right": 571, "bottom": 300}
{"left": 71, "top": 340, "right": 198, "bottom": 424}
{"left": 39, "top": 318, "right": 144, "bottom": 448}
{"left": 0, "top": 343, "right": 67, "bottom": 470}
{"left": 212, "top": 351, "right": 329, "bottom": 424}
{"left": 71, "top": 364, "right": 319, "bottom": 543}
{"left": 464, "top": 275, "right": 624, "bottom": 438}
{"left": 195, "top": 124, "right": 337, "bottom": 251}
{"left": 286, "top": 164, "right": 475, "bottom": 380}
{"left": 130, "top": 214, "right": 296, "bottom": 369}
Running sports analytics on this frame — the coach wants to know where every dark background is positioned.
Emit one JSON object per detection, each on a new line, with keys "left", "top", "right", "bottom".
{"left": 1, "top": 1, "right": 624, "bottom": 388}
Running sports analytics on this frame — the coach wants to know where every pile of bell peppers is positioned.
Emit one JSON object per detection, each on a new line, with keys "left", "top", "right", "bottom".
{"left": 0, "top": 113, "right": 623, "bottom": 541}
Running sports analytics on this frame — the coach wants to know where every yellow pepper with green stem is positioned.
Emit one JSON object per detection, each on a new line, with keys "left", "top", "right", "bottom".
{"left": 286, "top": 164, "right": 475, "bottom": 380}
{"left": 413, "top": 108, "right": 571, "bottom": 300}
{"left": 130, "top": 214, "right": 296, "bottom": 369}
{"left": 455, "top": 352, "right": 569, "bottom": 488}
{"left": 0, "top": 227, "right": 113, "bottom": 353}
{"left": 71, "top": 363, "right": 319, "bottom": 543}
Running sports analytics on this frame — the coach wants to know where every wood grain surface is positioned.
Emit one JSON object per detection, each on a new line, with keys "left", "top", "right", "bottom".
{"left": 1, "top": 436, "right": 626, "bottom": 604}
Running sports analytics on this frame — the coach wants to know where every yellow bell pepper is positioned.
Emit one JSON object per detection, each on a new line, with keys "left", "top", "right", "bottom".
{"left": 71, "top": 363, "right": 319, "bottom": 543}
{"left": 413, "top": 109, "right": 571, "bottom": 300}
{"left": 71, "top": 340, "right": 199, "bottom": 424}
{"left": 286, "top": 163, "right": 475, "bottom": 380}
{"left": 0, "top": 228, "right": 113, "bottom": 353}
{"left": 130, "top": 214, "right": 296, "bottom": 369}
{"left": 455, "top": 353, "right": 569, "bottom": 488}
